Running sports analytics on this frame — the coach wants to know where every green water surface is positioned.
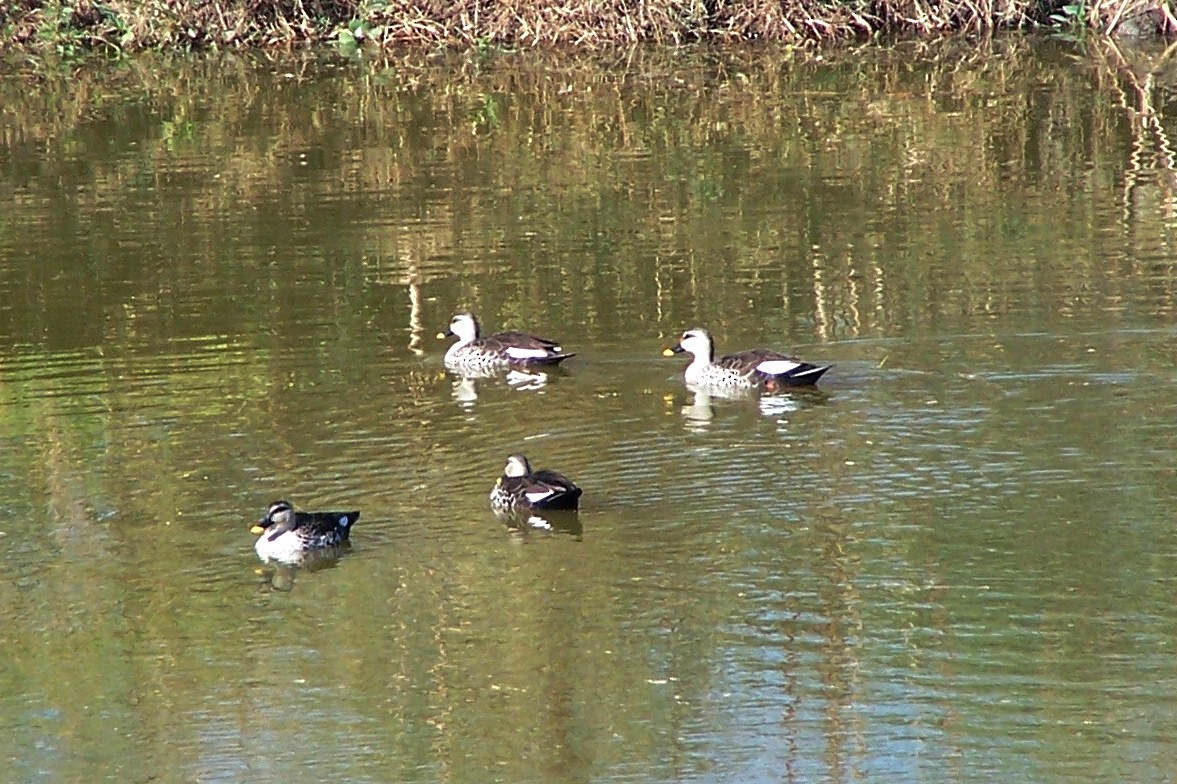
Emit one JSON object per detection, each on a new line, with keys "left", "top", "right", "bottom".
{"left": 1, "top": 38, "right": 1176, "bottom": 783}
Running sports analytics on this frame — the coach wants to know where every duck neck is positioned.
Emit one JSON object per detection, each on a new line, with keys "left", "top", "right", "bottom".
{"left": 685, "top": 351, "right": 710, "bottom": 382}
{"left": 695, "top": 339, "right": 716, "bottom": 366}
{"left": 445, "top": 331, "right": 475, "bottom": 360}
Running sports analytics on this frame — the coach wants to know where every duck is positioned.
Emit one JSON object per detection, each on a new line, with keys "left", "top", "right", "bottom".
{"left": 439, "top": 312, "right": 574, "bottom": 375}
{"left": 663, "top": 327, "right": 831, "bottom": 392}
{"left": 250, "top": 499, "right": 359, "bottom": 564}
{"left": 489, "top": 453, "right": 582, "bottom": 513}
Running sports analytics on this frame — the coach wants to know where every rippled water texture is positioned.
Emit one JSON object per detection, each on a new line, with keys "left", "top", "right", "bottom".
{"left": 3, "top": 39, "right": 1177, "bottom": 782}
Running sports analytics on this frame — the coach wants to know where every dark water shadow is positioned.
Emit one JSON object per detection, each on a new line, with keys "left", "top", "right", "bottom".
{"left": 494, "top": 508, "right": 584, "bottom": 540}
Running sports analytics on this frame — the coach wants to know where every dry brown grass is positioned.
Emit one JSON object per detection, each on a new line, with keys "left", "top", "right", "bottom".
{"left": 2, "top": 0, "right": 1175, "bottom": 52}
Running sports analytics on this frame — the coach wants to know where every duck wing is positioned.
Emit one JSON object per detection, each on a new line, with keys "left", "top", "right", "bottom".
{"left": 488, "top": 331, "right": 563, "bottom": 351}
{"left": 526, "top": 470, "right": 582, "bottom": 510}
{"left": 483, "top": 331, "right": 574, "bottom": 365}
{"left": 720, "top": 349, "right": 830, "bottom": 386}
{"left": 294, "top": 510, "right": 360, "bottom": 540}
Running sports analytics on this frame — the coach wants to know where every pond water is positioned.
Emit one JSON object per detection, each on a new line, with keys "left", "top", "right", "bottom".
{"left": 3, "top": 37, "right": 1177, "bottom": 783}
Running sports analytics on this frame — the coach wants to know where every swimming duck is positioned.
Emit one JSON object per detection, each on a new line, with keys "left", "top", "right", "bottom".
{"left": 663, "top": 327, "right": 831, "bottom": 392}
{"left": 439, "top": 312, "right": 574, "bottom": 374}
{"left": 251, "top": 500, "right": 359, "bottom": 564}
{"left": 489, "top": 453, "right": 582, "bottom": 513}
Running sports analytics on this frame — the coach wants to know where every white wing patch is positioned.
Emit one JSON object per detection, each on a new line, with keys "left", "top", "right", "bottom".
{"left": 755, "top": 359, "right": 802, "bottom": 375}
{"left": 505, "top": 346, "right": 553, "bottom": 359}
{"left": 525, "top": 489, "right": 557, "bottom": 504}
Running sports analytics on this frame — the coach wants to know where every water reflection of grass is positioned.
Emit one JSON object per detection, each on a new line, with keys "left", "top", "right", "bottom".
{"left": 8, "top": 40, "right": 1176, "bottom": 342}
{"left": 4, "top": 41, "right": 1177, "bottom": 364}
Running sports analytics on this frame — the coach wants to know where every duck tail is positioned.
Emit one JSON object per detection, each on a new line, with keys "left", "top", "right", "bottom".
{"left": 778, "top": 363, "right": 832, "bottom": 387}
{"left": 530, "top": 352, "right": 576, "bottom": 367}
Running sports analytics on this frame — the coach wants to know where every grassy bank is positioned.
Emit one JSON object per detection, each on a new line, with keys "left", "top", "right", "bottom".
{"left": 2, "top": 0, "right": 1175, "bottom": 54}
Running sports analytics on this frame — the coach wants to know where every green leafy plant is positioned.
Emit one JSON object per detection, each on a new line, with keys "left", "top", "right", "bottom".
{"left": 337, "top": 0, "right": 387, "bottom": 54}
{"left": 1048, "top": 0, "right": 1088, "bottom": 33}
{"left": 34, "top": 1, "right": 128, "bottom": 57}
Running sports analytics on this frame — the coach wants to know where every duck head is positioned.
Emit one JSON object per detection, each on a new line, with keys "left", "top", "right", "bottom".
{"left": 663, "top": 328, "right": 715, "bottom": 362}
{"left": 502, "top": 453, "right": 534, "bottom": 478}
{"left": 439, "top": 312, "right": 481, "bottom": 344}
{"left": 252, "top": 499, "right": 294, "bottom": 535}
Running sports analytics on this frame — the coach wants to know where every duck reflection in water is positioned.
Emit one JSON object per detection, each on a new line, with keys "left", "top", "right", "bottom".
{"left": 496, "top": 507, "right": 585, "bottom": 539}
{"left": 256, "top": 551, "right": 348, "bottom": 592}
{"left": 450, "top": 367, "right": 555, "bottom": 407}
{"left": 671, "top": 387, "right": 824, "bottom": 431}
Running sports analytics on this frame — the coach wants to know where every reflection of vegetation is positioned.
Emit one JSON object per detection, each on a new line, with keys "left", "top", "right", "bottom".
{"left": 469, "top": 92, "right": 503, "bottom": 132}
{"left": 5, "top": 39, "right": 1176, "bottom": 348}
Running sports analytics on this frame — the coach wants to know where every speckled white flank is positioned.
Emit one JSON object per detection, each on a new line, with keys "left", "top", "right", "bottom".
{"left": 686, "top": 362, "right": 759, "bottom": 391}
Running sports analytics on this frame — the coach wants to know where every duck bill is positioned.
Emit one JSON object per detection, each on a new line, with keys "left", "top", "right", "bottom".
{"left": 662, "top": 345, "right": 685, "bottom": 357}
{"left": 436, "top": 329, "right": 455, "bottom": 339}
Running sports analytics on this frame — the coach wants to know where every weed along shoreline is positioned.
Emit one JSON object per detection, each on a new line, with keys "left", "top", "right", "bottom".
{"left": 3, "top": 0, "right": 1177, "bottom": 53}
